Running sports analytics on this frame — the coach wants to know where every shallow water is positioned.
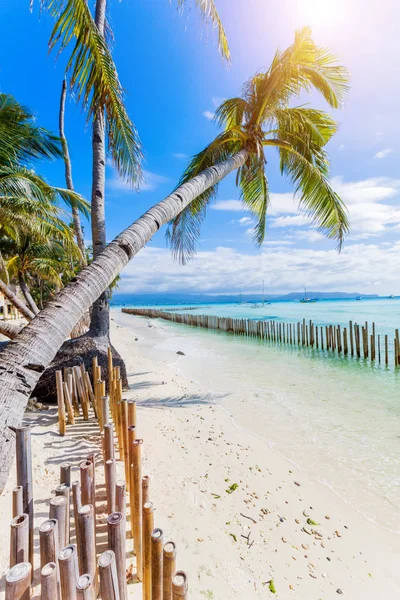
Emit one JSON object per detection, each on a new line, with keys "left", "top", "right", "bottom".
{"left": 126, "top": 305, "right": 400, "bottom": 535}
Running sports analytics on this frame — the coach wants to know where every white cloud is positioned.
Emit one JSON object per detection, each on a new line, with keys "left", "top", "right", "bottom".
{"left": 107, "top": 169, "right": 170, "bottom": 193}
{"left": 202, "top": 110, "right": 215, "bottom": 121}
{"left": 119, "top": 242, "right": 400, "bottom": 295}
{"left": 271, "top": 215, "right": 310, "bottom": 228}
{"left": 374, "top": 148, "right": 392, "bottom": 159}
{"left": 212, "top": 200, "right": 243, "bottom": 211}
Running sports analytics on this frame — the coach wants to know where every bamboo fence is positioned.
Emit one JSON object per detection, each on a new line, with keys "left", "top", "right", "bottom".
{"left": 5, "top": 349, "right": 188, "bottom": 599}
{"left": 122, "top": 308, "right": 400, "bottom": 369}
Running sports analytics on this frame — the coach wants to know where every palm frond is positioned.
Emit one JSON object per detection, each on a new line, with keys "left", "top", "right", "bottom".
{"left": 42, "top": 0, "right": 142, "bottom": 186}
{"left": 237, "top": 154, "right": 270, "bottom": 246}
{"left": 214, "top": 97, "right": 250, "bottom": 129}
{"left": 176, "top": 0, "right": 230, "bottom": 61}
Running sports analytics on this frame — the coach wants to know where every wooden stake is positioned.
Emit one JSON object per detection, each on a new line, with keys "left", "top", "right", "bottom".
{"left": 56, "top": 370, "right": 67, "bottom": 436}
{"left": 5, "top": 562, "right": 31, "bottom": 600}
{"left": 172, "top": 571, "right": 188, "bottom": 599}
{"left": 385, "top": 335, "right": 389, "bottom": 366}
{"left": 98, "top": 549, "right": 120, "bottom": 600}
{"left": 102, "top": 396, "right": 110, "bottom": 426}
{"left": 59, "top": 544, "right": 79, "bottom": 600}
{"left": 107, "top": 512, "right": 127, "bottom": 600}
{"left": 41, "top": 562, "right": 58, "bottom": 600}
{"left": 12, "top": 486, "right": 23, "bottom": 518}
{"left": 115, "top": 481, "right": 126, "bottom": 521}
{"left": 10, "top": 514, "right": 29, "bottom": 567}
{"left": 105, "top": 459, "right": 116, "bottom": 515}
{"left": 76, "top": 574, "right": 95, "bottom": 599}
{"left": 163, "top": 541, "right": 176, "bottom": 600}
{"left": 142, "top": 475, "right": 150, "bottom": 505}
{"left": 39, "top": 519, "right": 59, "bottom": 570}
{"left": 132, "top": 439, "right": 143, "bottom": 579}
{"left": 72, "top": 481, "right": 82, "bottom": 547}
{"left": 128, "top": 400, "right": 137, "bottom": 428}
{"left": 80, "top": 460, "right": 95, "bottom": 508}
{"left": 143, "top": 502, "right": 154, "bottom": 600}
{"left": 56, "top": 483, "right": 71, "bottom": 545}
{"left": 63, "top": 382, "right": 75, "bottom": 425}
{"left": 60, "top": 462, "right": 71, "bottom": 487}
{"left": 104, "top": 424, "right": 114, "bottom": 462}
{"left": 77, "top": 505, "right": 97, "bottom": 592}
{"left": 121, "top": 400, "right": 129, "bottom": 487}
{"left": 14, "top": 426, "right": 34, "bottom": 570}
{"left": 151, "top": 528, "right": 164, "bottom": 600}
{"left": 68, "top": 372, "right": 80, "bottom": 417}
{"left": 49, "top": 495, "right": 67, "bottom": 550}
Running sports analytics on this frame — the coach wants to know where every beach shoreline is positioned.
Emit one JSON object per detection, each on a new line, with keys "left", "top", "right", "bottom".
{"left": 1, "top": 309, "right": 399, "bottom": 598}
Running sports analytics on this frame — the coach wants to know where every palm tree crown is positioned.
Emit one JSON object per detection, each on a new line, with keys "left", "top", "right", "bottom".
{"left": 168, "top": 27, "right": 350, "bottom": 263}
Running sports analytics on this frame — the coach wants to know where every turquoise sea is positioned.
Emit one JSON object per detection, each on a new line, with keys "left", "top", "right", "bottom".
{"left": 114, "top": 298, "right": 400, "bottom": 533}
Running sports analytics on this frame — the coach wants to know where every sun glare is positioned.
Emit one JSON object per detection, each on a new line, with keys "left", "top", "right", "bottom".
{"left": 299, "top": 0, "right": 344, "bottom": 27}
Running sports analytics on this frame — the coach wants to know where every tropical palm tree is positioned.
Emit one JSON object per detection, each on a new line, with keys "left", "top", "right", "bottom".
{"left": 0, "top": 29, "right": 349, "bottom": 490}
{"left": 38, "top": 0, "right": 230, "bottom": 341}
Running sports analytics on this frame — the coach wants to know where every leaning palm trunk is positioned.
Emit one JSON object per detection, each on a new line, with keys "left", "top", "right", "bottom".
{"left": 0, "top": 279, "right": 35, "bottom": 321}
{"left": 0, "top": 149, "right": 247, "bottom": 492}
{"left": 18, "top": 273, "right": 40, "bottom": 315}
{"left": 0, "top": 321, "right": 24, "bottom": 340}
{"left": 59, "top": 78, "right": 86, "bottom": 262}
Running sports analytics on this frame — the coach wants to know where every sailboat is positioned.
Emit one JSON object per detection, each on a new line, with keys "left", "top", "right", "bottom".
{"left": 251, "top": 280, "right": 271, "bottom": 307}
{"left": 300, "top": 287, "right": 317, "bottom": 303}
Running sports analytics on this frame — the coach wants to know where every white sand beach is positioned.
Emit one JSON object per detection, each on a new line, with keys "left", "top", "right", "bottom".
{"left": 1, "top": 309, "right": 399, "bottom": 598}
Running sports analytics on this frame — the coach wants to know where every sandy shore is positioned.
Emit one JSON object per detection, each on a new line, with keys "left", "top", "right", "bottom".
{"left": 1, "top": 309, "right": 399, "bottom": 598}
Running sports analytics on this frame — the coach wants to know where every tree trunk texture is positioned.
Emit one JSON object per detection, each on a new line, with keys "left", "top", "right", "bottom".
{"left": 0, "top": 149, "right": 248, "bottom": 492}
{"left": 0, "top": 279, "right": 34, "bottom": 321}
{"left": 89, "top": 0, "right": 109, "bottom": 339}
{"left": 59, "top": 78, "right": 86, "bottom": 262}
{"left": 0, "top": 321, "right": 24, "bottom": 340}
{"left": 17, "top": 273, "right": 39, "bottom": 316}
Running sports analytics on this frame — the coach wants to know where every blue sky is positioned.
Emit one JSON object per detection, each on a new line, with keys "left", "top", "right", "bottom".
{"left": 1, "top": 0, "right": 400, "bottom": 295}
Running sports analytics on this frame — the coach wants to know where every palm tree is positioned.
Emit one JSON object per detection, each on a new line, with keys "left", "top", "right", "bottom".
{"left": 39, "top": 0, "right": 230, "bottom": 342}
{"left": 0, "top": 93, "right": 89, "bottom": 323}
{"left": 0, "top": 29, "right": 349, "bottom": 490}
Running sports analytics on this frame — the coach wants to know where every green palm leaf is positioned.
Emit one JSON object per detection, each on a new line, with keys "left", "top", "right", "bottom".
{"left": 176, "top": 0, "right": 230, "bottom": 61}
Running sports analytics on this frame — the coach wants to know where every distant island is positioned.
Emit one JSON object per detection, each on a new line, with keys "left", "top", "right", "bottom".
{"left": 111, "top": 291, "right": 381, "bottom": 305}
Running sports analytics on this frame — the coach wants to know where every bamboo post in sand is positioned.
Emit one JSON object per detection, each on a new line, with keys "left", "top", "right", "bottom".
{"left": 142, "top": 476, "right": 150, "bottom": 505}
{"left": 76, "top": 574, "right": 95, "bottom": 599}
{"left": 59, "top": 544, "right": 79, "bottom": 600}
{"left": 349, "top": 320, "right": 354, "bottom": 356}
{"left": 132, "top": 439, "right": 143, "bottom": 579}
{"left": 39, "top": 519, "right": 59, "bottom": 569}
{"left": 143, "top": 502, "right": 154, "bottom": 600}
{"left": 68, "top": 372, "right": 80, "bottom": 417}
{"left": 49, "top": 495, "right": 67, "bottom": 550}
{"left": 41, "top": 562, "right": 58, "bottom": 600}
{"left": 151, "top": 528, "right": 164, "bottom": 600}
{"left": 85, "top": 372, "right": 97, "bottom": 418}
{"left": 378, "top": 334, "right": 381, "bottom": 364}
{"left": 60, "top": 462, "right": 71, "bottom": 486}
{"left": 101, "top": 396, "right": 110, "bottom": 426}
{"left": 104, "top": 424, "right": 115, "bottom": 462}
{"left": 56, "top": 483, "right": 71, "bottom": 545}
{"left": 163, "top": 541, "right": 176, "bottom": 600}
{"left": 63, "top": 381, "right": 75, "bottom": 425}
{"left": 56, "top": 370, "right": 67, "bottom": 436}
{"left": 107, "top": 512, "right": 127, "bottom": 600}
{"left": 77, "top": 505, "right": 97, "bottom": 590}
{"left": 14, "top": 426, "right": 34, "bottom": 570}
{"left": 115, "top": 481, "right": 126, "bottom": 522}
{"left": 172, "top": 571, "right": 188, "bottom": 599}
{"left": 120, "top": 400, "right": 129, "bottom": 487}
{"left": 5, "top": 562, "right": 31, "bottom": 600}
{"left": 98, "top": 550, "right": 120, "bottom": 600}
{"left": 343, "top": 328, "right": 348, "bottom": 356}
{"left": 385, "top": 335, "right": 389, "bottom": 366}
{"left": 72, "top": 481, "right": 82, "bottom": 546}
{"left": 80, "top": 460, "right": 95, "bottom": 508}
{"left": 105, "top": 459, "right": 116, "bottom": 514}
{"left": 10, "top": 514, "right": 29, "bottom": 568}
{"left": 12, "top": 487, "right": 23, "bottom": 518}
{"left": 128, "top": 400, "right": 137, "bottom": 428}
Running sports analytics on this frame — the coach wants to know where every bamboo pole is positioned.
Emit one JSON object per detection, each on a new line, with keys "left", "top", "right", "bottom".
{"left": 56, "top": 370, "right": 67, "bottom": 436}
{"left": 107, "top": 512, "right": 127, "bottom": 600}
{"left": 56, "top": 483, "right": 71, "bottom": 545}
{"left": 63, "top": 382, "right": 75, "bottom": 425}
{"left": 104, "top": 424, "right": 115, "bottom": 462}
{"left": 49, "top": 495, "right": 67, "bottom": 550}
{"left": 115, "top": 481, "right": 126, "bottom": 521}
{"left": 59, "top": 544, "right": 79, "bottom": 600}
{"left": 72, "top": 481, "right": 82, "bottom": 547}
{"left": 343, "top": 328, "right": 348, "bottom": 356}
{"left": 172, "top": 571, "right": 188, "bottom": 599}
{"left": 76, "top": 574, "right": 95, "bottom": 599}
{"left": 101, "top": 396, "right": 110, "bottom": 426}
{"left": 349, "top": 320, "right": 354, "bottom": 356}
{"left": 10, "top": 514, "right": 29, "bottom": 567}
{"left": 77, "top": 505, "right": 97, "bottom": 591}
{"left": 14, "top": 426, "right": 34, "bottom": 570}
{"left": 68, "top": 372, "right": 80, "bottom": 417}
{"left": 98, "top": 549, "right": 120, "bottom": 600}
{"left": 41, "top": 562, "right": 58, "bottom": 600}
{"left": 5, "top": 562, "right": 31, "bottom": 600}
{"left": 85, "top": 372, "right": 97, "bottom": 418}
{"left": 132, "top": 439, "right": 143, "bottom": 579}
{"left": 39, "top": 519, "right": 59, "bottom": 570}
{"left": 163, "top": 541, "right": 176, "bottom": 600}
{"left": 105, "top": 459, "right": 116, "bottom": 515}
{"left": 143, "top": 502, "right": 154, "bottom": 600}
{"left": 128, "top": 400, "right": 137, "bottom": 428}
{"left": 60, "top": 462, "right": 71, "bottom": 487}
{"left": 80, "top": 460, "right": 95, "bottom": 508}
{"left": 121, "top": 400, "right": 129, "bottom": 487}
{"left": 151, "top": 528, "right": 164, "bottom": 600}
{"left": 12, "top": 486, "right": 23, "bottom": 518}
{"left": 385, "top": 335, "right": 389, "bottom": 366}
{"left": 378, "top": 334, "right": 381, "bottom": 364}
{"left": 142, "top": 475, "right": 150, "bottom": 506}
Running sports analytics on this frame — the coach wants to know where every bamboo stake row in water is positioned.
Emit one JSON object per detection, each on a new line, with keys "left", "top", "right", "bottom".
{"left": 122, "top": 308, "right": 400, "bottom": 369}
{"left": 5, "top": 349, "right": 189, "bottom": 600}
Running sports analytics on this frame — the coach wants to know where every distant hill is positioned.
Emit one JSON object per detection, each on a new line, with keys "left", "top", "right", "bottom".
{"left": 111, "top": 291, "right": 380, "bottom": 305}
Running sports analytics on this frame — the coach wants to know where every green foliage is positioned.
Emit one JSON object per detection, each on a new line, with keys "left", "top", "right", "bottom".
{"left": 168, "top": 27, "right": 350, "bottom": 263}
{"left": 269, "top": 580, "right": 276, "bottom": 594}
{"left": 225, "top": 483, "right": 239, "bottom": 494}
{"left": 176, "top": 0, "right": 230, "bottom": 61}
